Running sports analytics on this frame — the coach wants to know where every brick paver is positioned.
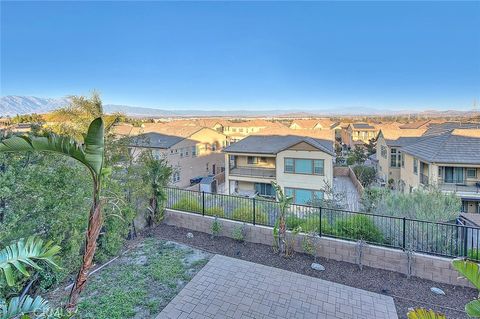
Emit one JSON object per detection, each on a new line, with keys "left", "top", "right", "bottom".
{"left": 157, "top": 255, "right": 398, "bottom": 319}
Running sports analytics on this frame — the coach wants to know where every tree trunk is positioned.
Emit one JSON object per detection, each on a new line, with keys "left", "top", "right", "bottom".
{"left": 278, "top": 215, "right": 286, "bottom": 255}
{"left": 66, "top": 201, "right": 103, "bottom": 311}
{"left": 147, "top": 196, "right": 157, "bottom": 227}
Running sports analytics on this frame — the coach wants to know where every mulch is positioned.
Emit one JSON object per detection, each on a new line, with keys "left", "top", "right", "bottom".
{"left": 144, "top": 223, "right": 477, "bottom": 319}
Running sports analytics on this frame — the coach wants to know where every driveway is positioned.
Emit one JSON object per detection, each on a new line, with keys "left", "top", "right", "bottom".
{"left": 157, "top": 255, "right": 397, "bottom": 319}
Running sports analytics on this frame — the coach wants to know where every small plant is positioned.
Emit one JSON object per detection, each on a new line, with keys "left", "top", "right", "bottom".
{"left": 452, "top": 259, "right": 480, "bottom": 317}
{"left": 205, "top": 206, "right": 225, "bottom": 218}
{"left": 302, "top": 232, "right": 317, "bottom": 261}
{"left": 211, "top": 217, "right": 222, "bottom": 238}
{"left": 285, "top": 226, "right": 301, "bottom": 257}
{"left": 232, "top": 224, "right": 246, "bottom": 242}
{"left": 407, "top": 308, "right": 446, "bottom": 319}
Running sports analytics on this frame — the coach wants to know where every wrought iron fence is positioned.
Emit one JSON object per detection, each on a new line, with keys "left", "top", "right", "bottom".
{"left": 165, "top": 187, "right": 480, "bottom": 260}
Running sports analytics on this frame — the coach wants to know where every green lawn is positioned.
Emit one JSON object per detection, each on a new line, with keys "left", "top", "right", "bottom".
{"left": 76, "top": 239, "right": 210, "bottom": 319}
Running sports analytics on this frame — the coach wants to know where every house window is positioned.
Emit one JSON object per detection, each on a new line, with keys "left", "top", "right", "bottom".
{"left": 467, "top": 168, "right": 477, "bottom": 179}
{"left": 285, "top": 158, "right": 294, "bottom": 173}
{"left": 180, "top": 148, "right": 184, "bottom": 158}
{"left": 259, "top": 157, "right": 267, "bottom": 163}
{"left": 211, "top": 143, "right": 217, "bottom": 151}
{"left": 401, "top": 153, "right": 404, "bottom": 168}
{"left": 380, "top": 145, "right": 387, "bottom": 159}
{"left": 254, "top": 183, "right": 275, "bottom": 197}
{"left": 285, "top": 187, "right": 324, "bottom": 205}
{"left": 173, "top": 172, "right": 180, "bottom": 183}
{"left": 390, "top": 148, "right": 400, "bottom": 167}
{"left": 192, "top": 146, "right": 197, "bottom": 157}
{"left": 444, "top": 167, "right": 465, "bottom": 183}
{"left": 413, "top": 158, "right": 418, "bottom": 175}
{"left": 314, "top": 160, "right": 324, "bottom": 175}
{"left": 284, "top": 158, "right": 325, "bottom": 176}
{"left": 247, "top": 156, "right": 258, "bottom": 164}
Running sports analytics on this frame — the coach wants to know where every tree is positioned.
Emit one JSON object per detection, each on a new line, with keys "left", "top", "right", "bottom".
{"left": 352, "top": 165, "right": 376, "bottom": 187}
{"left": 140, "top": 151, "right": 173, "bottom": 226}
{"left": 346, "top": 146, "right": 367, "bottom": 165}
{"left": 272, "top": 182, "right": 293, "bottom": 256}
{"left": 0, "top": 118, "right": 105, "bottom": 311}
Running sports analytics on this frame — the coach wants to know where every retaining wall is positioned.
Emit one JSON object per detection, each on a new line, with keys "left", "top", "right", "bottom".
{"left": 164, "top": 208, "right": 471, "bottom": 287}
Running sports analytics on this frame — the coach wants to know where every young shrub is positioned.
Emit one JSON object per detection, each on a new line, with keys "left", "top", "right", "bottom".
{"left": 285, "top": 226, "right": 301, "bottom": 257}
{"left": 211, "top": 216, "right": 222, "bottom": 238}
{"left": 231, "top": 207, "right": 268, "bottom": 225}
{"left": 232, "top": 223, "right": 247, "bottom": 242}
{"left": 302, "top": 233, "right": 315, "bottom": 258}
{"left": 172, "top": 196, "right": 202, "bottom": 213}
{"left": 334, "top": 215, "right": 384, "bottom": 243}
{"left": 205, "top": 206, "right": 225, "bottom": 218}
{"left": 285, "top": 214, "right": 305, "bottom": 230}
{"left": 468, "top": 248, "right": 480, "bottom": 261}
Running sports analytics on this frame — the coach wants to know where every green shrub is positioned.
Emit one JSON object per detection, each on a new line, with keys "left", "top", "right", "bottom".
{"left": 286, "top": 214, "right": 304, "bottom": 229}
{"left": 205, "top": 206, "right": 225, "bottom": 218}
{"left": 333, "top": 215, "right": 383, "bottom": 243}
{"left": 468, "top": 249, "right": 480, "bottom": 261}
{"left": 211, "top": 217, "right": 222, "bottom": 237}
{"left": 232, "top": 224, "right": 246, "bottom": 242}
{"left": 172, "top": 196, "right": 202, "bottom": 213}
{"left": 232, "top": 207, "right": 268, "bottom": 225}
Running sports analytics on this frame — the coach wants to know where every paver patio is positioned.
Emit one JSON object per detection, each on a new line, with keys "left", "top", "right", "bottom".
{"left": 157, "top": 254, "right": 398, "bottom": 319}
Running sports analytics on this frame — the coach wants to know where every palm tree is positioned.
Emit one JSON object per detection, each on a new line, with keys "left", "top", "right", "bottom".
{"left": 141, "top": 152, "right": 173, "bottom": 227}
{"left": 0, "top": 237, "right": 61, "bottom": 319}
{"left": 272, "top": 182, "right": 293, "bottom": 256}
{"left": 0, "top": 118, "right": 105, "bottom": 311}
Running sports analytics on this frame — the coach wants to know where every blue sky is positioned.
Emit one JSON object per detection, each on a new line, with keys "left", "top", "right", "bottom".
{"left": 1, "top": 1, "right": 479, "bottom": 111}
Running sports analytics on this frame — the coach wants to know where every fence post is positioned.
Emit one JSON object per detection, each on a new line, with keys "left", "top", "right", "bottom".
{"left": 464, "top": 226, "right": 468, "bottom": 257}
{"left": 252, "top": 197, "right": 256, "bottom": 225}
{"left": 202, "top": 191, "right": 205, "bottom": 216}
{"left": 402, "top": 217, "right": 406, "bottom": 251}
{"left": 319, "top": 206, "right": 322, "bottom": 237}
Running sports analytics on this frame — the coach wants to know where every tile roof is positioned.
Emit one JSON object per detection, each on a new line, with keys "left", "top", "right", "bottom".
{"left": 224, "top": 134, "right": 334, "bottom": 156}
{"left": 289, "top": 119, "right": 334, "bottom": 129}
{"left": 350, "top": 123, "right": 375, "bottom": 130}
{"left": 399, "top": 120, "right": 431, "bottom": 129}
{"left": 226, "top": 120, "right": 285, "bottom": 128}
{"left": 129, "top": 132, "right": 185, "bottom": 149}
{"left": 254, "top": 127, "right": 334, "bottom": 141}
{"left": 379, "top": 128, "right": 427, "bottom": 147}
{"left": 423, "top": 122, "right": 480, "bottom": 136}
{"left": 401, "top": 129, "right": 480, "bottom": 165}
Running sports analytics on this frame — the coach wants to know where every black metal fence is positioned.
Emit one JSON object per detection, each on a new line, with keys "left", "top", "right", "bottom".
{"left": 165, "top": 187, "right": 480, "bottom": 260}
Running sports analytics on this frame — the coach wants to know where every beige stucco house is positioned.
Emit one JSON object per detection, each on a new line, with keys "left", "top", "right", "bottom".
{"left": 128, "top": 126, "right": 229, "bottom": 188}
{"left": 223, "top": 134, "right": 335, "bottom": 205}
{"left": 376, "top": 128, "right": 427, "bottom": 184}
{"left": 223, "top": 120, "right": 285, "bottom": 142}
{"left": 399, "top": 129, "right": 480, "bottom": 214}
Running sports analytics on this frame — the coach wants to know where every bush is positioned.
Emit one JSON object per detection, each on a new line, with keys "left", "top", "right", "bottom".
{"left": 232, "top": 224, "right": 246, "bottom": 242}
{"left": 333, "top": 215, "right": 384, "bottom": 243}
{"left": 285, "top": 214, "right": 304, "bottom": 229}
{"left": 352, "top": 165, "right": 376, "bottom": 187}
{"left": 468, "top": 249, "right": 480, "bottom": 261}
{"left": 205, "top": 206, "right": 225, "bottom": 218}
{"left": 232, "top": 207, "right": 268, "bottom": 225}
{"left": 172, "top": 196, "right": 202, "bottom": 213}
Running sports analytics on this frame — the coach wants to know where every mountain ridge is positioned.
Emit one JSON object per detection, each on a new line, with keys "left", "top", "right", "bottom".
{"left": 1, "top": 95, "right": 474, "bottom": 118}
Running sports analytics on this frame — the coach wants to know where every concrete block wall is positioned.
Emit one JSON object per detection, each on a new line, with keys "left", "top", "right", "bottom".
{"left": 164, "top": 209, "right": 471, "bottom": 288}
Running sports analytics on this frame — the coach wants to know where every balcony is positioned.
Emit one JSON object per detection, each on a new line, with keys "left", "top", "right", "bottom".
{"left": 229, "top": 166, "right": 276, "bottom": 179}
{"left": 439, "top": 182, "right": 480, "bottom": 195}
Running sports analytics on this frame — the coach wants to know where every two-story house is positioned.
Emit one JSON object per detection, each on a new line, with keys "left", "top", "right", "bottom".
{"left": 400, "top": 129, "right": 480, "bottom": 213}
{"left": 223, "top": 120, "right": 285, "bottom": 142}
{"left": 376, "top": 128, "right": 427, "bottom": 184}
{"left": 128, "top": 126, "right": 228, "bottom": 188}
{"left": 223, "top": 135, "right": 335, "bottom": 205}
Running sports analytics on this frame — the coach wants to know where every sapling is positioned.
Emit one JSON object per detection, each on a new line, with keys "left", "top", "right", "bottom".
{"left": 211, "top": 216, "right": 222, "bottom": 238}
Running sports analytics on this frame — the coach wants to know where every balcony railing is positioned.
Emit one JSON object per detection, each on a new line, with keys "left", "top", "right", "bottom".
{"left": 229, "top": 166, "right": 276, "bottom": 178}
{"left": 420, "top": 173, "right": 429, "bottom": 186}
{"left": 440, "top": 183, "right": 480, "bottom": 194}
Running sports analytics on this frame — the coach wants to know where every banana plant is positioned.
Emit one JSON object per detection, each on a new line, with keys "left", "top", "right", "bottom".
{"left": 452, "top": 259, "right": 480, "bottom": 317}
{"left": 272, "top": 182, "right": 293, "bottom": 256}
{"left": 0, "top": 237, "right": 60, "bottom": 286}
{"left": 1, "top": 295, "right": 49, "bottom": 319}
{"left": 407, "top": 308, "right": 447, "bottom": 319}
{"left": 0, "top": 117, "right": 105, "bottom": 311}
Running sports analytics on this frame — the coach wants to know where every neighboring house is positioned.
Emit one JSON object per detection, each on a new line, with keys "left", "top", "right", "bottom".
{"left": 223, "top": 120, "right": 285, "bottom": 142}
{"left": 342, "top": 123, "right": 377, "bottom": 148}
{"left": 128, "top": 126, "right": 228, "bottom": 188}
{"left": 376, "top": 128, "right": 427, "bottom": 184}
{"left": 399, "top": 129, "right": 480, "bottom": 213}
{"left": 223, "top": 135, "right": 335, "bottom": 205}
{"left": 161, "top": 119, "right": 231, "bottom": 133}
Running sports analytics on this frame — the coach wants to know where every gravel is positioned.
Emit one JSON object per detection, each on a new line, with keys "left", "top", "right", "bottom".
{"left": 146, "top": 223, "right": 477, "bottom": 319}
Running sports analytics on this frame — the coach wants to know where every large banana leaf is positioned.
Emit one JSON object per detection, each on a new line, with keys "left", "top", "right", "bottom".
{"left": 0, "top": 237, "right": 61, "bottom": 286}
{"left": 407, "top": 308, "right": 446, "bottom": 319}
{"left": 466, "top": 300, "right": 480, "bottom": 317}
{"left": 0, "top": 295, "right": 49, "bottom": 319}
{"left": 452, "top": 259, "right": 480, "bottom": 290}
{"left": 0, "top": 117, "right": 104, "bottom": 177}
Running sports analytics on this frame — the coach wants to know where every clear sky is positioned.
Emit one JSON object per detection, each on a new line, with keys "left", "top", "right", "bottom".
{"left": 1, "top": 1, "right": 479, "bottom": 111}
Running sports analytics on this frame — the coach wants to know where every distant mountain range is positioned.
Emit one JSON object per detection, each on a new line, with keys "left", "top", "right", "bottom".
{"left": 0, "top": 95, "right": 476, "bottom": 118}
